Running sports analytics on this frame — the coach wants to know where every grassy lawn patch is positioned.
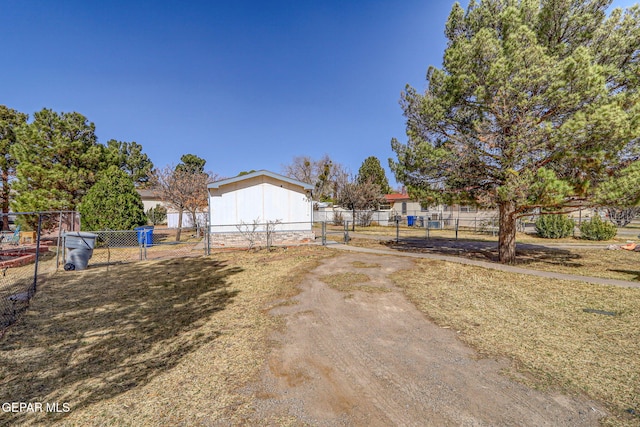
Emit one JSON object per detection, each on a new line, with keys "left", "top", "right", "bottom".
{"left": 0, "top": 246, "right": 329, "bottom": 426}
{"left": 515, "top": 248, "right": 640, "bottom": 282}
{"left": 320, "top": 223, "right": 628, "bottom": 245}
{"left": 392, "top": 259, "right": 640, "bottom": 426}
{"left": 350, "top": 260, "right": 380, "bottom": 268}
{"left": 318, "top": 272, "right": 388, "bottom": 296}
{"left": 332, "top": 233, "right": 640, "bottom": 282}
{"left": 319, "top": 272, "right": 370, "bottom": 287}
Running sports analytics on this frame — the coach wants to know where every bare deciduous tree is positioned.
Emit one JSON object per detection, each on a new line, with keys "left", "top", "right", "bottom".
{"left": 152, "top": 165, "right": 217, "bottom": 241}
{"left": 236, "top": 217, "right": 260, "bottom": 250}
{"left": 282, "top": 155, "right": 349, "bottom": 202}
{"left": 336, "top": 177, "right": 385, "bottom": 231}
{"left": 265, "top": 219, "right": 282, "bottom": 251}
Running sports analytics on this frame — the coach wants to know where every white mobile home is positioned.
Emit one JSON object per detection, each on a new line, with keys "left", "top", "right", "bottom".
{"left": 207, "top": 170, "right": 315, "bottom": 246}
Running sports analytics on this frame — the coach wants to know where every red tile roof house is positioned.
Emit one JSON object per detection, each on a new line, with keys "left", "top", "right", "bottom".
{"left": 383, "top": 191, "right": 498, "bottom": 230}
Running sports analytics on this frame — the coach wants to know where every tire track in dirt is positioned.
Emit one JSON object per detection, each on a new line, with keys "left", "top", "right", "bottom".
{"left": 246, "top": 252, "right": 606, "bottom": 426}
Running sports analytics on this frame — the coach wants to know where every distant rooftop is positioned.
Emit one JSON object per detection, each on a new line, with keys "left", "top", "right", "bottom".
{"left": 384, "top": 193, "right": 411, "bottom": 202}
{"left": 208, "top": 170, "right": 314, "bottom": 191}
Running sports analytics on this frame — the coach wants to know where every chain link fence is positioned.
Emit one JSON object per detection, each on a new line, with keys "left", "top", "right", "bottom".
{"left": 1, "top": 210, "right": 207, "bottom": 337}
{"left": 0, "top": 211, "right": 78, "bottom": 338}
{"left": 208, "top": 221, "right": 316, "bottom": 250}
{"left": 62, "top": 227, "right": 206, "bottom": 268}
{"left": 314, "top": 216, "right": 527, "bottom": 245}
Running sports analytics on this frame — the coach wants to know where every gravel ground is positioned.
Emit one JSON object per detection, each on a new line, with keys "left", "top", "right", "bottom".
{"left": 244, "top": 252, "right": 606, "bottom": 426}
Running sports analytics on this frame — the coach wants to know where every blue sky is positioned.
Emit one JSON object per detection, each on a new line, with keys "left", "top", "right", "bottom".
{"left": 1, "top": 0, "right": 637, "bottom": 187}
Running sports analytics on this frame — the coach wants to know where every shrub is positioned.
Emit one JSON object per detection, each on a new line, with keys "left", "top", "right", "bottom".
{"left": 580, "top": 215, "right": 617, "bottom": 241}
{"left": 79, "top": 166, "right": 147, "bottom": 231}
{"left": 147, "top": 204, "right": 167, "bottom": 225}
{"left": 535, "top": 214, "right": 575, "bottom": 239}
{"left": 332, "top": 211, "right": 344, "bottom": 226}
{"left": 356, "top": 211, "right": 373, "bottom": 227}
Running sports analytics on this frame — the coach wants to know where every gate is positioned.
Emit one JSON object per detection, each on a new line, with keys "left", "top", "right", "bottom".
{"left": 319, "top": 221, "right": 350, "bottom": 245}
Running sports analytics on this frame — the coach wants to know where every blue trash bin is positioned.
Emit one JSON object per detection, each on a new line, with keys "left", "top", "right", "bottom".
{"left": 135, "top": 226, "right": 154, "bottom": 247}
{"left": 407, "top": 216, "right": 415, "bottom": 226}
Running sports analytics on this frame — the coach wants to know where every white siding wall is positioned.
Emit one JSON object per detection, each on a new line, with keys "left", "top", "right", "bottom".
{"left": 167, "top": 212, "right": 207, "bottom": 228}
{"left": 210, "top": 177, "right": 312, "bottom": 232}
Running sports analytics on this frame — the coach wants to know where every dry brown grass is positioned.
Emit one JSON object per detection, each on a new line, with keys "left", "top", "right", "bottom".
{"left": 4, "top": 239, "right": 639, "bottom": 426}
{"left": 515, "top": 248, "right": 640, "bottom": 282}
{"left": 318, "top": 272, "right": 388, "bottom": 296}
{"left": 319, "top": 272, "right": 370, "bottom": 286}
{"left": 392, "top": 259, "right": 640, "bottom": 426}
{"left": 332, "top": 224, "right": 628, "bottom": 245}
{"left": 0, "top": 246, "right": 330, "bottom": 426}
{"left": 350, "top": 261, "right": 380, "bottom": 268}
{"left": 337, "top": 234, "right": 640, "bottom": 283}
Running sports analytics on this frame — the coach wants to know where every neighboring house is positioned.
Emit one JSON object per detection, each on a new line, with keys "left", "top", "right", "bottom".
{"left": 313, "top": 204, "right": 392, "bottom": 226}
{"left": 313, "top": 191, "right": 492, "bottom": 227}
{"left": 167, "top": 212, "right": 207, "bottom": 229}
{"left": 383, "top": 191, "right": 497, "bottom": 228}
{"left": 137, "top": 189, "right": 164, "bottom": 213}
{"left": 137, "top": 188, "right": 205, "bottom": 228}
{"left": 208, "top": 170, "right": 315, "bottom": 246}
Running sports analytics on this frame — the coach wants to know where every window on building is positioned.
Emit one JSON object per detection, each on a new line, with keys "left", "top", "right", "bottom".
{"left": 401, "top": 202, "right": 407, "bottom": 215}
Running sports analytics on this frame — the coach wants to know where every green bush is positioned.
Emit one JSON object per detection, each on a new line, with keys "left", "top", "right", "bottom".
{"left": 580, "top": 215, "right": 617, "bottom": 241}
{"left": 535, "top": 214, "right": 575, "bottom": 238}
{"left": 79, "top": 166, "right": 147, "bottom": 231}
{"left": 147, "top": 204, "right": 167, "bottom": 225}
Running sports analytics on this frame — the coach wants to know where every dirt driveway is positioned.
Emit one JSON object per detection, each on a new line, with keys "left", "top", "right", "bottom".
{"left": 246, "top": 252, "right": 605, "bottom": 426}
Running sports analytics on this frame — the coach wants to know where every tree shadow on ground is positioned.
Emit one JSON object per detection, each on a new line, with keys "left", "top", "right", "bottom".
{"left": 608, "top": 269, "right": 640, "bottom": 281}
{"left": 0, "top": 257, "right": 241, "bottom": 426}
{"left": 382, "top": 237, "right": 582, "bottom": 266}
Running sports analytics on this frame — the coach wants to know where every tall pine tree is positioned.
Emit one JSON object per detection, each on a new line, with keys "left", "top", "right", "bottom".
{"left": 357, "top": 156, "right": 391, "bottom": 194}
{"left": 390, "top": 0, "right": 640, "bottom": 263}
{"left": 11, "top": 109, "right": 104, "bottom": 228}
{"left": 104, "top": 139, "right": 154, "bottom": 187}
{"left": 0, "top": 106, "right": 27, "bottom": 230}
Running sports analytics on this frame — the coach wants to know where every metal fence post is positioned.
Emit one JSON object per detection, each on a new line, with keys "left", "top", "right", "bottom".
{"left": 205, "top": 222, "right": 210, "bottom": 256}
{"left": 396, "top": 216, "right": 399, "bottom": 243}
{"left": 455, "top": 218, "right": 459, "bottom": 240}
{"left": 322, "top": 221, "right": 326, "bottom": 246}
{"left": 33, "top": 213, "right": 43, "bottom": 294}
{"left": 344, "top": 221, "right": 350, "bottom": 244}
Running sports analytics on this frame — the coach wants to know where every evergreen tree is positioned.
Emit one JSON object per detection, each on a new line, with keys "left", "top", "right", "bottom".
{"left": 357, "top": 156, "right": 391, "bottom": 194}
{"left": 595, "top": 160, "right": 640, "bottom": 226}
{"left": 176, "top": 153, "right": 206, "bottom": 174}
{"left": 0, "top": 106, "right": 27, "bottom": 230}
{"left": 390, "top": 0, "right": 640, "bottom": 263}
{"left": 79, "top": 166, "right": 147, "bottom": 231}
{"left": 104, "top": 139, "right": 154, "bottom": 187}
{"left": 11, "top": 109, "right": 104, "bottom": 228}
{"left": 146, "top": 204, "right": 167, "bottom": 225}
